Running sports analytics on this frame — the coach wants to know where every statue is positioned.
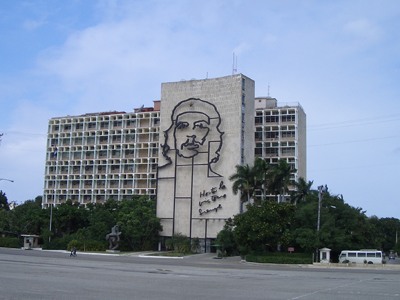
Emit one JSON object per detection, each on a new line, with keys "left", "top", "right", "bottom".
{"left": 106, "top": 225, "right": 121, "bottom": 250}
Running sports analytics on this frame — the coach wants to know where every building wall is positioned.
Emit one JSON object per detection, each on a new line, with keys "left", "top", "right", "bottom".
{"left": 157, "top": 74, "right": 255, "bottom": 239}
{"left": 42, "top": 75, "right": 306, "bottom": 244}
{"left": 254, "top": 97, "right": 307, "bottom": 190}
{"left": 43, "top": 108, "right": 160, "bottom": 207}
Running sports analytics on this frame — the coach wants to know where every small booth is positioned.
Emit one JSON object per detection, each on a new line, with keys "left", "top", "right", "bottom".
{"left": 319, "top": 247, "right": 332, "bottom": 263}
{"left": 21, "top": 234, "right": 40, "bottom": 250}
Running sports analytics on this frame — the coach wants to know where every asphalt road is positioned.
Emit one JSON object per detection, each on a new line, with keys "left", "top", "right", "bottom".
{"left": 1, "top": 248, "right": 399, "bottom": 300}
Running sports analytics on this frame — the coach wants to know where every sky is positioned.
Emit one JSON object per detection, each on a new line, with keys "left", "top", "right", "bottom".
{"left": 0, "top": 0, "right": 399, "bottom": 219}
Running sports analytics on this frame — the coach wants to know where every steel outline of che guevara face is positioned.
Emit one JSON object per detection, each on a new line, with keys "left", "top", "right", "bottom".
{"left": 160, "top": 98, "right": 224, "bottom": 171}
{"left": 173, "top": 111, "right": 210, "bottom": 158}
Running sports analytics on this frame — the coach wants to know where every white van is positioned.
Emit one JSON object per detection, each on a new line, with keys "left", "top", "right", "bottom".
{"left": 339, "top": 250, "right": 383, "bottom": 264}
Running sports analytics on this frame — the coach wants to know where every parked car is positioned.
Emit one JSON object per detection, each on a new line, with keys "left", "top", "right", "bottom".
{"left": 388, "top": 250, "right": 396, "bottom": 260}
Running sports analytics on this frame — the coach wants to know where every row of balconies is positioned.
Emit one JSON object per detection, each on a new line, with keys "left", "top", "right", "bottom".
{"left": 255, "top": 134, "right": 296, "bottom": 141}
{"left": 44, "top": 180, "right": 156, "bottom": 193}
{"left": 49, "top": 114, "right": 160, "bottom": 132}
{"left": 48, "top": 127, "right": 160, "bottom": 140}
{"left": 48, "top": 142, "right": 159, "bottom": 153}
{"left": 49, "top": 112, "right": 160, "bottom": 125}
{"left": 49, "top": 120, "right": 159, "bottom": 133}
{"left": 46, "top": 157, "right": 157, "bottom": 167}
{"left": 49, "top": 148, "right": 158, "bottom": 161}
{"left": 50, "top": 136, "right": 160, "bottom": 147}
{"left": 255, "top": 148, "right": 296, "bottom": 157}
{"left": 45, "top": 172, "right": 157, "bottom": 180}
{"left": 44, "top": 187, "right": 157, "bottom": 204}
{"left": 255, "top": 116, "right": 296, "bottom": 125}
{"left": 255, "top": 108, "right": 297, "bottom": 115}
{"left": 50, "top": 134, "right": 160, "bottom": 147}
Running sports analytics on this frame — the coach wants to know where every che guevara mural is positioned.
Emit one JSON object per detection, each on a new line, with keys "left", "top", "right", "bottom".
{"left": 156, "top": 75, "right": 254, "bottom": 246}
{"left": 157, "top": 98, "right": 230, "bottom": 239}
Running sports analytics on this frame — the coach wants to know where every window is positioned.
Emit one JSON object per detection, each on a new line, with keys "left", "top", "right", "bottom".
{"left": 282, "top": 115, "right": 295, "bottom": 122}
{"left": 113, "top": 121, "right": 122, "bottom": 128}
{"left": 265, "top": 116, "right": 279, "bottom": 123}
{"left": 265, "top": 132, "right": 279, "bottom": 139}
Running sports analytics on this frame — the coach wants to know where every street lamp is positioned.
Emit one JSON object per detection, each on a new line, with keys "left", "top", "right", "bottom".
{"left": 317, "top": 185, "right": 328, "bottom": 232}
{"left": 316, "top": 184, "right": 328, "bottom": 262}
{"left": 0, "top": 178, "right": 14, "bottom": 183}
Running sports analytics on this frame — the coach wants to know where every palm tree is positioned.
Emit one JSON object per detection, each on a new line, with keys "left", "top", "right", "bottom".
{"left": 290, "top": 177, "right": 313, "bottom": 205}
{"left": 229, "top": 164, "right": 256, "bottom": 207}
{"left": 253, "top": 157, "right": 269, "bottom": 203}
{"left": 230, "top": 158, "right": 271, "bottom": 208}
{"left": 267, "top": 159, "right": 295, "bottom": 202}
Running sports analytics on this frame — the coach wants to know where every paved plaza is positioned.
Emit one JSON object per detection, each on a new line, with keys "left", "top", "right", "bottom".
{"left": 1, "top": 247, "right": 399, "bottom": 300}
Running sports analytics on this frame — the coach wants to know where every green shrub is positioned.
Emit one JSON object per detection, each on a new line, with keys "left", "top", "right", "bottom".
{"left": 43, "top": 236, "right": 72, "bottom": 250}
{"left": 0, "top": 237, "right": 21, "bottom": 248}
{"left": 81, "top": 240, "right": 107, "bottom": 252}
{"left": 67, "top": 239, "right": 79, "bottom": 251}
{"left": 246, "top": 252, "right": 312, "bottom": 264}
{"left": 165, "top": 234, "right": 191, "bottom": 254}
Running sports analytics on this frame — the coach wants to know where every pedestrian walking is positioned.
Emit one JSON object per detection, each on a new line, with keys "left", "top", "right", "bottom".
{"left": 70, "top": 247, "right": 77, "bottom": 257}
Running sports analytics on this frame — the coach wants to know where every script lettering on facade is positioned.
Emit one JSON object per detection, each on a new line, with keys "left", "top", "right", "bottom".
{"left": 198, "top": 181, "right": 226, "bottom": 214}
{"left": 199, "top": 204, "right": 222, "bottom": 216}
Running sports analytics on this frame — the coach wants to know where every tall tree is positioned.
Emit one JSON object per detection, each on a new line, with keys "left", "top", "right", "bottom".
{"left": 267, "top": 159, "right": 295, "bottom": 202}
{"left": 290, "top": 178, "right": 313, "bottom": 205}
{"left": 0, "top": 191, "right": 10, "bottom": 211}
{"left": 7, "top": 198, "right": 48, "bottom": 235}
{"left": 253, "top": 157, "right": 270, "bottom": 203}
{"left": 229, "top": 164, "right": 257, "bottom": 205}
{"left": 117, "top": 197, "right": 162, "bottom": 250}
{"left": 229, "top": 158, "right": 271, "bottom": 206}
{"left": 232, "top": 201, "right": 295, "bottom": 254}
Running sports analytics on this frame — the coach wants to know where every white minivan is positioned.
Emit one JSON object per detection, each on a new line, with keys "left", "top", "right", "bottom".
{"left": 339, "top": 250, "right": 383, "bottom": 264}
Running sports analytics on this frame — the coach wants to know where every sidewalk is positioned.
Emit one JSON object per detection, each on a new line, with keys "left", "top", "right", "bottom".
{"left": 33, "top": 248, "right": 400, "bottom": 269}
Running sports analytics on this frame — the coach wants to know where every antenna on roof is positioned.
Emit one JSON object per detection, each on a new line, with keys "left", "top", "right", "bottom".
{"left": 268, "top": 83, "right": 270, "bottom": 97}
{"left": 232, "top": 53, "right": 237, "bottom": 75}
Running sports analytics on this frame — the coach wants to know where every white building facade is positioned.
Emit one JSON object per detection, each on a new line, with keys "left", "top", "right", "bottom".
{"left": 43, "top": 105, "right": 160, "bottom": 207}
{"left": 254, "top": 97, "right": 306, "bottom": 184}
{"left": 42, "top": 74, "right": 306, "bottom": 250}
{"left": 156, "top": 75, "right": 255, "bottom": 248}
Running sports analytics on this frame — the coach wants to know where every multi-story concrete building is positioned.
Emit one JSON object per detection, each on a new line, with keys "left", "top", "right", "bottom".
{"left": 254, "top": 97, "right": 306, "bottom": 182}
{"left": 156, "top": 75, "right": 255, "bottom": 249}
{"left": 43, "top": 76, "right": 307, "bottom": 241}
{"left": 43, "top": 103, "right": 160, "bottom": 207}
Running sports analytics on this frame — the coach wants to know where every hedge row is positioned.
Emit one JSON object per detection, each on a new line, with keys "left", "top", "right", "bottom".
{"left": 0, "top": 237, "right": 21, "bottom": 248}
{"left": 246, "top": 252, "right": 313, "bottom": 264}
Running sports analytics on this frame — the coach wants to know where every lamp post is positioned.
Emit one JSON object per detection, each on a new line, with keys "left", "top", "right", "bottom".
{"left": 0, "top": 178, "right": 14, "bottom": 183}
{"left": 316, "top": 184, "right": 328, "bottom": 262}
{"left": 317, "top": 185, "right": 328, "bottom": 232}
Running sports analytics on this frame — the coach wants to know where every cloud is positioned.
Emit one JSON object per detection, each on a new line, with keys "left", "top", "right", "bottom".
{"left": 22, "top": 19, "right": 46, "bottom": 31}
{"left": 343, "top": 18, "right": 383, "bottom": 45}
